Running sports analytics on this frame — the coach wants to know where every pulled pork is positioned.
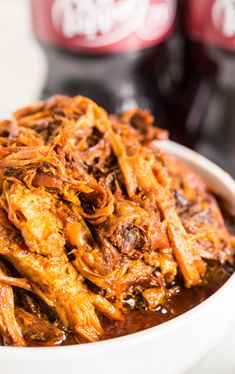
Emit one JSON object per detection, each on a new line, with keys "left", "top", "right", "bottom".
{"left": 0, "top": 95, "right": 233, "bottom": 346}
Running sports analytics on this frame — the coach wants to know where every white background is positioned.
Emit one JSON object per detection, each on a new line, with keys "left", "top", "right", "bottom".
{"left": 0, "top": 1, "right": 235, "bottom": 372}
{"left": 0, "top": 0, "right": 46, "bottom": 118}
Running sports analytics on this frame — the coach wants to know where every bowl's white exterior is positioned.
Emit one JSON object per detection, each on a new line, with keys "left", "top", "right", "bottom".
{"left": 1, "top": 141, "right": 235, "bottom": 374}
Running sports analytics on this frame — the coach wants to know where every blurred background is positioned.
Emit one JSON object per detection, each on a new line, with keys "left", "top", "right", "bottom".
{"left": 1, "top": 0, "right": 235, "bottom": 176}
{"left": 0, "top": 0, "right": 46, "bottom": 117}
{"left": 0, "top": 1, "right": 235, "bottom": 372}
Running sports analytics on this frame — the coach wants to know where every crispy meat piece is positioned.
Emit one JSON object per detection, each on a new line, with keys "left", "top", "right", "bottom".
{"left": 15, "top": 308, "right": 65, "bottom": 346}
{"left": 65, "top": 218, "right": 119, "bottom": 276}
{"left": 166, "top": 156, "right": 233, "bottom": 264}
{"left": 129, "top": 153, "right": 205, "bottom": 287}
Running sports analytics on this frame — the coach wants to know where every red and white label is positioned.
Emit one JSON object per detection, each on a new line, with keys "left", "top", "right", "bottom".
{"left": 186, "top": 0, "right": 235, "bottom": 51}
{"left": 31, "top": 0, "right": 176, "bottom": 53}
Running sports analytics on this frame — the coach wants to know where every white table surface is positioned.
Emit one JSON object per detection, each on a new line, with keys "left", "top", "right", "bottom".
{"left": 0, "top": 1, "right": 235, "bottom": 373}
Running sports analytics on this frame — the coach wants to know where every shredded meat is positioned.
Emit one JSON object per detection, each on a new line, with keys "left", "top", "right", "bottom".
{"left": 0, "top": 262, "right": 26, "bottom": 346}
{"left": 0, "top": 95, "right": 233, "bottom": 346}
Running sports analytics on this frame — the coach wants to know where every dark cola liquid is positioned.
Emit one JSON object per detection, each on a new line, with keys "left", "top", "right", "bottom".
{"left": 173, "top": 0, "right": 235, "bottom": 177}
{"left": 183, "top": 42, "right": 235, "bottom": 177}
{"left": 39, "top": 42, "right": 170, "bottom": 127}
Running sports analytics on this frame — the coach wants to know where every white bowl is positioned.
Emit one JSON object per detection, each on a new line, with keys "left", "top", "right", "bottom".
{"left": 1, "top": 140, "right": 235, "bottom": 374}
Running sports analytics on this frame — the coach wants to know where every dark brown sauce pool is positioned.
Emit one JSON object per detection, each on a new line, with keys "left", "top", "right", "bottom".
{"left": 62, "top": 264, "right": 232, "bottom": 346}
{"left": 101, "top": 265, "right": 232, "bottom": 340}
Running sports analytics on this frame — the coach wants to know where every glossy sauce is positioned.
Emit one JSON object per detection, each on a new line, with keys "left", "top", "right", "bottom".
{"left": 101, "top": 265, "right": 232, "bottom": 340}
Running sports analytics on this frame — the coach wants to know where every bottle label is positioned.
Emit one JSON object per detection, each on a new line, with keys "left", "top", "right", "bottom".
{"left": 31, "top": 0, "right": 176, "bottom": 53}
{"left": 187, "top": 0, "right": 235, "bottom": 51}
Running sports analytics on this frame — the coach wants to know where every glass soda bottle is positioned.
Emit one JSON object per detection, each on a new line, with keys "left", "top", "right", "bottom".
{"left": 30, "top": 0, "right": 177, "bottom": 127}
{"left": 184, "top": 0, "right": 235, "bottom": 176}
